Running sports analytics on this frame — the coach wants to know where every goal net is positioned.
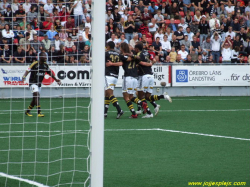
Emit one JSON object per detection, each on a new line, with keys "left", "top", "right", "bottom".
{"left": 0, "top": 0, "right": 105, "bottom": 186}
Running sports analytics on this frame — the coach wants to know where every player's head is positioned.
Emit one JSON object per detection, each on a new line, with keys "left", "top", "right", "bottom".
{"left": 134, "top": 43, "right": 143, "bottom": 53}
{"left": 39, "top": 52, "right": 47, "bottom": 64}
{"left": 106, "top": 41, "right": 115, "bottom": 50}
{"left": 120, "top": 42, "right": 130, "bottom": 54}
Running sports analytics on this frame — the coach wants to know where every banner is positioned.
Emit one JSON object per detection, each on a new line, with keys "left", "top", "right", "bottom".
{"left": 117, "top": 66, "right": 170, "bottom": 87}
{"left": 0, "top": 65, "right": 170, "bottom": 87}
{"left": 172, "top": 65, "right": 250, "bottom": 86}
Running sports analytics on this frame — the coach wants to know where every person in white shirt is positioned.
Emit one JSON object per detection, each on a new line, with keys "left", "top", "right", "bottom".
{"left": 161, "top": 35, "right": 171, "bottom": 57}
{"left": 221, "top": 39, "right": 232, "bottom": 63}
{"left": 23, "top": 0, "right": 31, "bottom": 13}
{"left": 44, "top": 0, "right": 54, "bottom": 15}
{"left": 178, "top": 44, "right": 189, "bottom": 60}
{"left": 121, "top": 10, "right": 129, "bottom": 22}
{"left": 115, "top": 0, "right": 126, "bottom": 15}
{"left": 84, "top": 17, "right": 92, "bottom": 32}
{"left": 209, "top": 13, "right": 220, "bottom": 31}
{"left": 245, "top": 2, "right": 250, "bottom": 13}
{"left": 154, "top": 10, "right": 165, "bottom": 25}
{"left": 129, "top": 33, "right": 139, "bottom": 49}
{"left": 39, "top": 0, "right": 47, "bottom": 5}
{"left": 85, "top": 0, "right": 92, "bottom": 13}
{"left": 107, "top": 33, "right": 119, "bottom": 49}
{"left": 1, "top": 24, "right": 14, "bottom": 42}
{"left": 184, "top": 27, "right": 194, "bottom": 41}
{"left": 53, "top": 34, "right": 61, "bottom": 51}
{"left": 82, "top": 8, "right": 91, "bottom": 23}
{"left": 178, "top": 18, "right": 188, "bottom": 33}
{"left": 165, "top": 27, "right": 172, "bottom": 42}
{"left": 106, "top": 10, "right": 114, "bottom": 23}
{"left": 154, "top": 29, "right": 164, "bottom": 43}
{"left": 211, "top": 32, "right": 222, "bottom": 63}
{"left": 148, "top": 18, "right": 158, "bottom": 36}
{"left": 24, "top": 24, "right": 37, "bottom": 41}
{"left": 225, "top": 26, "right": 236, "bottom": 40}
{"left": 0, "top": 0, "right": 10, "bottom": 14}
{"left": 11, "top": 0, "right": 19, "bottom": 13}
{"left": 225, "top": 1, "right": 235, "bottom": 15}
{"left": 72, "top": 0, "right": 84, "bottom": 27}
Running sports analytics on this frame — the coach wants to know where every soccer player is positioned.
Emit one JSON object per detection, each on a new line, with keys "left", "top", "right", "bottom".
{"left": 120, "top": 42, "right": 139, "bottom": 118}
{"left": 22, "top": 52, "right": 61, "bottom": 117}
{"left": 135, "top": 43, "right": 172, "bottom": 118}
{"left": 104, "top": 41, "right": 124, "bottom": 119}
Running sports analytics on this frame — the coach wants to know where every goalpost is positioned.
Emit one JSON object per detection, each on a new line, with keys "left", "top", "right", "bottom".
{"left": 0, "top": 0, "right": 105, "bottom": 186}
{"left": 90, "top": 0, "right": 105, "bottom": 186}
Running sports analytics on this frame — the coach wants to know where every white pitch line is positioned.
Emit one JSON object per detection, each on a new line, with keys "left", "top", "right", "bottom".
{"left": 173, "top": 99, "right": 241, "bottom": 101}
{"left": 0, "top": 109, "right": 249, "bottom": 115}
{"left": 0, "top": 128, "right": 249, "bottom": 141}
{"left": 0, "top": 172, "right": 49, "bottom": 187}
{"left": 105, "top": 128, "right": 250, "bottom": 141}
{"left": 0, "top": 130, "right": 88, "bottom": 133}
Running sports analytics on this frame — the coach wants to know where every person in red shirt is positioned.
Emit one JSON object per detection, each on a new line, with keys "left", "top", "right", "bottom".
{"left": 150, "top": 0, "right": 167, "bottom": 6}
{"left": 65, "top": 17, "right": 75, "bottom": 33}
{"left": 42, "top": 17, "right": 53, "bottom": 31}
{"left": 59, "top": 6, "right": 70, "bottom": 26}
{"left": 138, "top": 21, "right": 152, "bottom": 38}
{"left": 148, "top": 45, "right": 156, "bottom": 60}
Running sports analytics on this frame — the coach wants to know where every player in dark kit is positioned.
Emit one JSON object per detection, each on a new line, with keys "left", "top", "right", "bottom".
{"left": 135, "top": 42, "right": 172, "bottom": 118}
{"left": 22, "top": 52, "right": 61, "bottom": 117}
{"left": 104, "top": 41, "right": 124, "bottom": 119}
{"left": 120, "top": 42, "right": 139, "bottom": 118}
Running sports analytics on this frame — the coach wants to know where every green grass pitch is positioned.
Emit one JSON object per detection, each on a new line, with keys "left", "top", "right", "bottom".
{"left": 0, "top": 96, "right": 249, "bottom": 187}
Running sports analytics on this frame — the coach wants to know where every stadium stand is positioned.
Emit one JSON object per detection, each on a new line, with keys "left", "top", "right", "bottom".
{"left": 0, "top": 0, "right": 249, "bottom": 64}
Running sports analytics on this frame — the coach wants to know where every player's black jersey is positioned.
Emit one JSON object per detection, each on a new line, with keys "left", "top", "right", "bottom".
{"left": 105, "top": 50, "right": 121, "bottom": 78}
{"left": 28, "top": 61, "right": 51, "bottom": 87}
{"left": 121, "top": 55, "right": 138, "bottom": 78}
{"left": 137, "top": 50, "right": 153, "bottom": 76}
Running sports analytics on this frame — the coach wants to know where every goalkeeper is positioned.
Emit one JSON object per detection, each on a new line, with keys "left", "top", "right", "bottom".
{"left": 22, "top": 52, "right": 61, "bottom": 117}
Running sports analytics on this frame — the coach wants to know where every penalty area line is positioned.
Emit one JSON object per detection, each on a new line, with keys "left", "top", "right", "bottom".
{"left": 0, "top": 172, "right": 49, "bottom": 187}
{"left": 0, "top": 129, "right": 249, "bottom": 141}
{"left": 105, "top": 128, "right": 250, "bottom": 141}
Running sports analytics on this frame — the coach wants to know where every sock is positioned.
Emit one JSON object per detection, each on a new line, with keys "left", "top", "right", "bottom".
{"left": 37, "top": 105, "right": 41, "bottom": 114}
{"left": 141, "top": 98, "right": 152, "bottom": 115}
{"left": 131, "top": 97, "right": 142, "bottom": 111}
{"left": 109, "top": 95, "right": 121, "bottom": 113}
{"left": 126, "top": 100, "right": 136, "bottom": 115}
{"left": 149, "top": 95, "right": 164, "bottom": 101}
{"left": 26, "top": 105, "right": 34, "bottom": 113}
{"left": 150, "top": 101, "right": 157, "bottom": 108}
{"left": 104, "top": 97, "right": 110, "bottom": 114}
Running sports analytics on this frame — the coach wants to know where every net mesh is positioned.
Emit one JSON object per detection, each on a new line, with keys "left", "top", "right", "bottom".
{"left": 0, "top": 0, "right": 95, "bottom": 186}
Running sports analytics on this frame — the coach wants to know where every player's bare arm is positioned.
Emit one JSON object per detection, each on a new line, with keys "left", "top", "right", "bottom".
{"left": 49, "top": 72, "right": 61, "bottom": 85}
{"left": 22, "top": 70, "right": 30, "bottom": 81}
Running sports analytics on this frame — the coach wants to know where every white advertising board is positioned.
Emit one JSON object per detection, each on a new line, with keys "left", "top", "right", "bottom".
{"left": 172, "top": 65, "right": 250, "bottom": 87}
{"left": 0, "top": 65, "right": 170, "bottom": 87}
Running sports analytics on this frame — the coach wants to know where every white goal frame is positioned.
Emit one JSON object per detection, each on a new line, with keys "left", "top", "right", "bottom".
{"left": 90, "top": 0, "right": 105, "bottom": 187}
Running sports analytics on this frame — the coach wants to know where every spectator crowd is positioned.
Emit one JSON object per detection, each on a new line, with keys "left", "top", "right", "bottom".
{"left": 0, "top": 0, "right": 250, "bottom": 64}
